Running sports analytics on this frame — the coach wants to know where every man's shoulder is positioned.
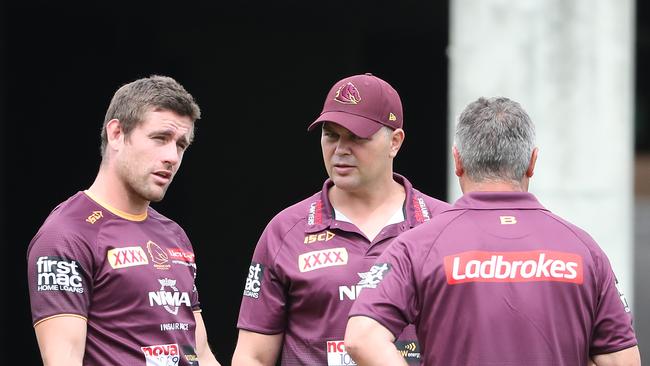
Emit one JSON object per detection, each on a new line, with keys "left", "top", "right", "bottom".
{"left": 29, "top": 192, "right": 102, "bottom": 253}
{"left": 37, "top": 191, "right": 100, "bottom": 231}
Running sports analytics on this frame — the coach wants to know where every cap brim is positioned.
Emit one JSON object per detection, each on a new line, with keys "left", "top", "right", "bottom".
{"left": 307, "top": 111, "right": 383, "bottom": 139}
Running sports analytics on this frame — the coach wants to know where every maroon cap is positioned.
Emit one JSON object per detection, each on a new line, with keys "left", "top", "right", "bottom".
{"left": 308, "top": 73, "right": 403, "bottom": 138}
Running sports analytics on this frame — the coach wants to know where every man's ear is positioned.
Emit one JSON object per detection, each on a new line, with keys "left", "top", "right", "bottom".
{"left": 453, "top": 145, "right": 464, "bottom": 177}
{"left": 526, "top": 147, "right": 539, "bottom": 178}
{"left": 105, "top": 119, "right": 124, "bottom": 150}
{"left": 389, "top": 128, "right": 405, "bottom": 158}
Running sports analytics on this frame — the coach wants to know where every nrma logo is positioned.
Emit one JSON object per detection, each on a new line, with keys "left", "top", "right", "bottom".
{"left": 148, "top": 278, "right": 191, "bottom": 315}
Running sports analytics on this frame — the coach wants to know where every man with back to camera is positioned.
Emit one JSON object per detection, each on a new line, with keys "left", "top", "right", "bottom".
{"left": 27, "top": 75, "right": 221, "bottom": 365}
{"left": 344, "top": 96, "right": 641, "bottom": 365}
{"left": 231, "top": 73, "right": 450, "bottom": 365}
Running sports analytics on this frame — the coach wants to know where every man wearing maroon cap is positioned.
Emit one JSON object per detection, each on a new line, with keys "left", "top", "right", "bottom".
{"left": 232, "top": 73, "right": 449, "bottom": 365}
{"left": 344, "top": 97, "right": 641, "bottom": 365}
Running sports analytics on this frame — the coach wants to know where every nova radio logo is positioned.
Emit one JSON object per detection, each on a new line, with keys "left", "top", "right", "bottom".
{"left": 141, "top": 343, "right": 180, "bottom": 366}
{"left": 326, "top": 340, "right": 356, "bottom": 366}
{"left": 444, "top": 250, "right": 583, "bottom": 284}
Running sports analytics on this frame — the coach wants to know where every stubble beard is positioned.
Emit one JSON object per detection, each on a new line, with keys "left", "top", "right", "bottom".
{"left": 118, "top": 159, "right": 168, "bottom": 204}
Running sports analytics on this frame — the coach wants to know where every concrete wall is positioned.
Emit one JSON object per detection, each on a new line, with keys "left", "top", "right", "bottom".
{"left": 448, "top": 0, "right": 636, "bottom": 305}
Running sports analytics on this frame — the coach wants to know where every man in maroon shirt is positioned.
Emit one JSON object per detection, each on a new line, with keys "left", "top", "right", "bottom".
{"left": 232, "top": 73, "right": 449, "bottom": 365}
{"left": 345, "top": 97, "right": 641, "bottom": 365}
{"left": 27, "top": 75, "right": 221, "bottom": 366}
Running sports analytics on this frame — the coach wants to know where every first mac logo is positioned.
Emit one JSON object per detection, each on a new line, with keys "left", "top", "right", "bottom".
{"left": 36, "top": 256, "right": 84, "bottom": 293}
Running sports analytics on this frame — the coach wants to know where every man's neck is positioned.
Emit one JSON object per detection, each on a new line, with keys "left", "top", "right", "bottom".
{"left": 87, "top": 167, "right": 149, "bottom": 215}
{"left": 460, "top": 177, "right": 529, "bottom": 193}
{"left": 329, "top": 178, "right": 406, "bottom": 241}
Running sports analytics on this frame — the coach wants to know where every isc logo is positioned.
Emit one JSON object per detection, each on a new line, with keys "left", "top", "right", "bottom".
{"left": 304, "top": 231, "right": 335, "bottom": 244}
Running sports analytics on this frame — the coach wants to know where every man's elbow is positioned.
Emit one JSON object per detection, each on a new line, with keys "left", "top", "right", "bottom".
{"left": 344, "top": 318, "right": 366, "bottom": 360}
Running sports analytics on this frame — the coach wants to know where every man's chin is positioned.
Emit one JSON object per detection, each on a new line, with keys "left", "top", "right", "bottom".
{"left": 332, "top": 176, "right": 360, "bottom": 191}
{"left": 144, "top": 187, "right": 167, "bottom": 203}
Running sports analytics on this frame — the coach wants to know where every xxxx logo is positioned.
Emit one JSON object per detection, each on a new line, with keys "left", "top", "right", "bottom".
{"left": 298, "top": 248, "right": 348, "bottom": 272}
{"left": 107, "top": 246, "right": 149, "bottom": 269}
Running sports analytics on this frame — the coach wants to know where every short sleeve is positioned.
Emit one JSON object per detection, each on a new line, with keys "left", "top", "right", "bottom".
{"left": 236, "top": 225, "right": 287, "bottom": 334}
{"left": 348, "top": 239, "right": 418, "bottom": 338}
{"left": 27, "top": 225, "right": 94, "bottom": 325}
{"left": 590, "top": 252, "right": 638, "bottom": 355}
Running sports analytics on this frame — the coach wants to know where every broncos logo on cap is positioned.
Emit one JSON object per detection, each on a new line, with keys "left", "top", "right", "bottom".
{"left": 334, "top": 82, "right": 361, "bottom": 104}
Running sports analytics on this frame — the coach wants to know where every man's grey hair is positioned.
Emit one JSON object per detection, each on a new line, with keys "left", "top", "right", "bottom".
{"left": 454, "top": 97, "right": 536, "bottom": 182}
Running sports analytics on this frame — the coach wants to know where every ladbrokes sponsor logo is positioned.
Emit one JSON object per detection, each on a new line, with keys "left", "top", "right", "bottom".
{"left": 304, "top": 230, "right": 335, "bottom": 244}
{"left": 307, "top": 200, "right": 323, "bottom": 225}
{"left": 395, "top": 341, "right": 421, "bottom": 364}
{"left": 243, "top": 262, "right": 264, "bottom": 299}
{"left": 413, "top": 197, "right": 430, "bottom": 223}
{"left": 444, "top": 250, "right": 583, "bottom": 284}
{"left": 141, "top": 343, "right": 179, "bottom": 366}
{"left": 339, "top": 263, "right": 392, "bottom": 300}
{"left": 168, "top": 248, "right": 195, "bottom": 263}
{"left": 107, "top": 246, "right": 149, "bottom": 269}
{"left": 85, "top": 210, "right": 103, "bottom": 224}
{"left": 299, "top": 248, "right": 348, "bottom": 272}
{"left": 326, "top": 340, "right": 356, "bottom": 365}
{"left": 147, "top": 241, "right": 170, "bottom": 270}
{"left": 149, "top": 278, "right": 191, "bottom": 315}
{"left": 36, "top": 256, "right": 84, "bottom": 293}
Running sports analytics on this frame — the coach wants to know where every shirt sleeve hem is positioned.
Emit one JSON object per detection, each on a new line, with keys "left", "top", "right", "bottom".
{"left": 236, "top": 325, "right": 284, "bottom": 336}
{"left": 33, "top": 313, "right": 88, "bottom": 327}
{"left": 590, "top": 341, "right": 639, "bottom": 356}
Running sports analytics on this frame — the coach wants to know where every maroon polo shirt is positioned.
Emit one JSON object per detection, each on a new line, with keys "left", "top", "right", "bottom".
{"left": 237, "top": 174, "right": 450, "bottom": 365}
{"left": 350, "top": 191, "right": 638, "bottom": 366}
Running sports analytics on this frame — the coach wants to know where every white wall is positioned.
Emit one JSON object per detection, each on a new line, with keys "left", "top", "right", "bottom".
{"left": 448, "top": 0, "right": 636, "bottom": 304}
